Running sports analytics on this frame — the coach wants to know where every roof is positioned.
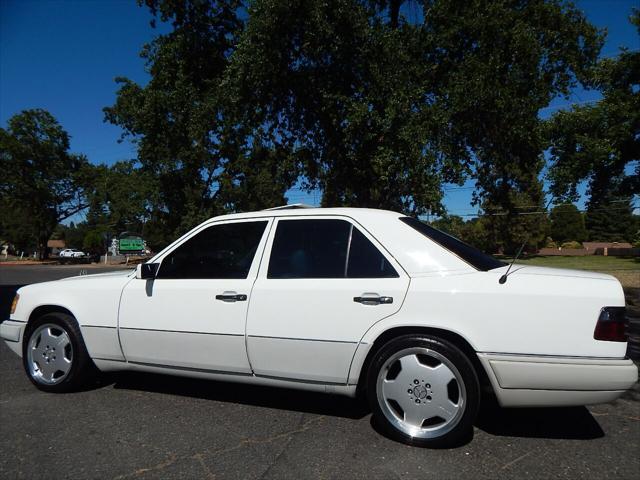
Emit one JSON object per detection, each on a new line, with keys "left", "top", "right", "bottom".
{"left": 209, "top": 206, "right": 405, "bottom": 222}
{"left": 583, "top": 242, "right": 632, "bottom": 249}
{"left": 47, "top": 239, "right": 66, "bottom": 248}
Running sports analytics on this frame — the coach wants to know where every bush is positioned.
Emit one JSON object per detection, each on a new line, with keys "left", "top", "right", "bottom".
{"left": 561, "top": 241, "right": 583, "bottom": 249}
{"left": 544, "top": 237, "right": 558, "bottom": 248}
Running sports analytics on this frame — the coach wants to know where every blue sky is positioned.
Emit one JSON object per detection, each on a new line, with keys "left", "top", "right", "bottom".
{"left": 1, "top": 0, "right": 638, "bottom": 216}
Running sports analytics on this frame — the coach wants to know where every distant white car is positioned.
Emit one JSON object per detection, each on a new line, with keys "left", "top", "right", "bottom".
{"left": 1, "top": 206, "right": 636, "bottom": 447}
{"left": 58, "top": 249, "right": 85, "bottom": 258}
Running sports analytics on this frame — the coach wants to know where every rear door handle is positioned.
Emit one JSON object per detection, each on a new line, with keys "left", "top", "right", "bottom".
{"left": 354, "top": 295, "right": 393, "bottom": 305}
{"left": 215, "top": 292, "right": 247, "bottom": 302}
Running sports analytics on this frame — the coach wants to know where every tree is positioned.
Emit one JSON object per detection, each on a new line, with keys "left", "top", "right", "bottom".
{"left": 547, "top": 9, "right": 639, "bottom": 206}
{"left": 549, "top": 203, "right": 587, "bottom": 244}
{"left": 430, "top": 215, "right": 467, "bottom": 240}
{"left": 0, "top": 110, "right": 93, "bottom": 258}
{"left": 105, "top": 0, "right": 296, "bottom": 244}
{"left": 585, "top": 197, "right": 637, "bottom": 242}
{"left": 228, "top": 0, "right": 602, "bottom": 242}
{"left": 107, "top": 0, "right": 604, "bottom": 249}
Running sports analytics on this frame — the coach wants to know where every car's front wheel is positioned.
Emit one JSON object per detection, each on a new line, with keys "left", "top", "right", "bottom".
{"left": 366, "top": 335, "right": 480, "bottom": 447}
{"left": 22, "top": 313, "right": 96, "bottom": 392}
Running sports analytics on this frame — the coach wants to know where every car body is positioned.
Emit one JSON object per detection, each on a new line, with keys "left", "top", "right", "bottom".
{"left": 58, "top": 248, "right": 85, "bottom": 258}
{"left": 2, "top": 206, "right": 636, "bottom": 446}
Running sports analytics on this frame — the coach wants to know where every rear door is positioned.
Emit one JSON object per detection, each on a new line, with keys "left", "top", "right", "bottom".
{"left": 246, "top": 216, "right": 410, "bottom": 384}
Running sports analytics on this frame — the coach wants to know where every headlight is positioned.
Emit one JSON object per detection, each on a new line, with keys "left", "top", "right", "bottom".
{"left": 10, "top": 294, "right": 19, "bottom": 315}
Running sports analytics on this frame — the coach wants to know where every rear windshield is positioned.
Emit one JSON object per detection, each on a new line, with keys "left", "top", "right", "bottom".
{"left": 399, "top": 217, "right": 505, "bottom": 271}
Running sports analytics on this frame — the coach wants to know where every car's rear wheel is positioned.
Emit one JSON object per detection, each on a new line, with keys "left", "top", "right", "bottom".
{"left": 23, "top": 313, "right": 96, "bottom": 392}
{"left": 366, "top": 335, "right": 480, "bottom": 447}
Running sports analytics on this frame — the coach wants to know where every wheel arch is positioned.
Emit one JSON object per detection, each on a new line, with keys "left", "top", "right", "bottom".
{"left": 355, "top": 326, "right": 493, "bottom": 397}
{"left": 27, "top": 304, "right": 78, "bottom": 327}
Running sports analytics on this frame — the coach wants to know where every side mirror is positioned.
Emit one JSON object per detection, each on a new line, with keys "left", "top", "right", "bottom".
{"left": 136, "top": 263, "right": 159, "bottom": 280}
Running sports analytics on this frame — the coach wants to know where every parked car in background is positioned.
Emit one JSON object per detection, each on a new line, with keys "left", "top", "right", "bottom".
{"left": 58, "top": 249, "right": 85, "bottom": 258}
{"left": 1, "top": 206, "right": 636, "bottom": 447}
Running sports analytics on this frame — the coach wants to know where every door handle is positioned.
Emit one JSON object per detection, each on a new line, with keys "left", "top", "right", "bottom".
{"left": 353, "top": 295, "right": 393, "bottom": 305}
{"left": 215, "top": 292, "right": 248, "bottom": 302}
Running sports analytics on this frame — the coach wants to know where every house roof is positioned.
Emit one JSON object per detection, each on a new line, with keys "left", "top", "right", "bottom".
{"left": 47, "top": 239, "right": 66, "bottom": 248}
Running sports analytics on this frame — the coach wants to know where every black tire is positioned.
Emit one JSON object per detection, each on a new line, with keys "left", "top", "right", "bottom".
{"left": 22, "top": 313, "right": 96, "bottom": 392}
{"left": 366, "top": 334, "right": 480, "bottom": 448}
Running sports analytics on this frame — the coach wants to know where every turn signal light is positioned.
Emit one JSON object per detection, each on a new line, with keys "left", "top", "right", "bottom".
{"left": 10, "top": 294, "right": 19, "bottom": 315}
{"left": 593, "top": 306, "right": 627, "bottom": 342}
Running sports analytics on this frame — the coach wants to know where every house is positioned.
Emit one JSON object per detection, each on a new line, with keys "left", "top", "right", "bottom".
{"left": 583, "top": 242, "right": 634, "bottom": 256}
{"left": 47, "top": 239, "right": 66, "bottom": 256}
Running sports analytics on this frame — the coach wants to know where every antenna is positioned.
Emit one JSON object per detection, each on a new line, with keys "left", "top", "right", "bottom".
{"left": 498, "top": 197, "right": 554, "bottom": 285}
{"left": 499, "top": 242, "right": 525, "bottom": 284}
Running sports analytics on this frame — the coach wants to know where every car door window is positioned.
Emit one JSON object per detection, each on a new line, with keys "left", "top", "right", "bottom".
{"left": 267, "top": 219, "right": 351, "bottom": 278}
{"left": 267, "top": 219, "right": 398, "bottom": 279}
{"left": 347, "top": 227, "right": 398, "bottom": 278}
{"left": 157, "top": 221, "right": 268, "bottom": 279}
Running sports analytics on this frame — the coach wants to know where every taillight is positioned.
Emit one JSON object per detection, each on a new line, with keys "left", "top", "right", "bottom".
{"left": 594, "top": 306, "right": 627, "bottom": 342}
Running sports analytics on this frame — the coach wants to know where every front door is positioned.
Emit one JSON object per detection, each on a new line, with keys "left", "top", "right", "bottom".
{"left": 246, "top": 216, "right": 410, "bottom": 384}
{"left": 119, "top": 218, "right": 272, "bottom": 374}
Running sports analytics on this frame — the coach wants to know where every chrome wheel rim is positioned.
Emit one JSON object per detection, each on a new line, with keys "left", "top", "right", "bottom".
{"left": 376, "top": 347, "right": 466, "bottom": 439}
{"left": 27, "top": 324, "right": 73, "bottom": 385}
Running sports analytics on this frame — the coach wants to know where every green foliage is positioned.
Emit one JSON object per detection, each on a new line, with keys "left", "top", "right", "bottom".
{"left": 546, "top": 9, "right": 639, "bottom": 205}
{"left": 549, "top": 203, "right": 587, "bottom": 243}
{"left": 227, "top": 0, "right": 602, "bottom": 221}
{"left": 560, "top": 240, "right": 583, "bottom": 249}
{"left": 105, "top": 0, "right": 295, "bottom": 244}
{"left": 0, "top": 109, "right": 94, "bottom": 258}
{"left": 585, "top": 197, "right": 637, "bottom": 242}
{"left": 82, "top": 229, "right": 105, "bottom": 254}
{"left": 430, "top": 215, "right": 467, "bottom": 240}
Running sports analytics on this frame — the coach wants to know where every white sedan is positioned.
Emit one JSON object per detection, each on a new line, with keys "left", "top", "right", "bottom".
{"left": 1, "top": 207, "right": 636, "bottom": 447}
{"left": 58, "top": 248, "right": 86, "bottom": 258}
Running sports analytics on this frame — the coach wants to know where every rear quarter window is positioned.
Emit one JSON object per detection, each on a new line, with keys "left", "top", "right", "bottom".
{"left": 400, "top": 217, "right": 505, "bottom": 272}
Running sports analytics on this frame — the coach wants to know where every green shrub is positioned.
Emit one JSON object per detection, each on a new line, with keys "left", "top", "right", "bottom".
{"left": 561, "top": 241, "right": 583, "bottom": 249}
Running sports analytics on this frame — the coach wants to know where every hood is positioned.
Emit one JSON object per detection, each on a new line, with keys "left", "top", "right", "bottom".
{"left": 56, "top": 268, "right": 135, "bottom": 282}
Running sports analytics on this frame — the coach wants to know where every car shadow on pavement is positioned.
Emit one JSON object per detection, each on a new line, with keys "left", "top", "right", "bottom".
{"left": 110, "top": 371, "right": 370, "bottom": 420}
{"left": 108, "top": 372, "right": 605, "bottom": 441}
{"left": 474, "top": 396, "right": 604, "bottom": 440}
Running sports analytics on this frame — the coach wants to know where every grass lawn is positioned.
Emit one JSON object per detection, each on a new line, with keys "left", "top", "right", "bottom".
{"left": 500, "top": 255, "right": 639, "bottom": 289}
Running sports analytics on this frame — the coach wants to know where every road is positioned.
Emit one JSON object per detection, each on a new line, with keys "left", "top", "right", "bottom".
{"left": 0, "top": 265, "right": 639, "bottom": 479}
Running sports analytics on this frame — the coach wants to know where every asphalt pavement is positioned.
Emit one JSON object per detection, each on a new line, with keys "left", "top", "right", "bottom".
{"left": 0, "top": 265, "right": 639, "bottom": 479}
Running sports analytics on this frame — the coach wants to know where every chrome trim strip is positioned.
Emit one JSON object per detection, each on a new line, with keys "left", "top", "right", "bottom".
{"left": 3, "top": 319, "right": 26, "bottom": 324}
{"left": 255, "top": 373, "right": 346, "bottom": 386}
{"left": 479, "top": 351, "right": 629, "bottom": 361}
{"left": 92, "top": 357, "right": 126, "bottom": 363}
{"left": 81, "top": 325, "right": 116, "bottom": 329}
{"left": 120, "top": 327, "right": 243, "bottom": 337}
{"left": 128, "top": 361, "right": 252, "bottom": 376}
{"left": 248, "top": 334, "right": 358, "bottom": 344}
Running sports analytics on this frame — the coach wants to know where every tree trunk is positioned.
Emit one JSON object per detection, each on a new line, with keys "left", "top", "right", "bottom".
{"left": 389, "top": 0, "right": 401, "bottom": 28}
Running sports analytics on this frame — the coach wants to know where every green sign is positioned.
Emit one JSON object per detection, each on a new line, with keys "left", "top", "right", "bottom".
{"left": 119, "top": 237, "right": 144, "bottom": 252}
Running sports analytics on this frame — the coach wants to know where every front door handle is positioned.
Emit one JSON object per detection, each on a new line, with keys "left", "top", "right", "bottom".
{"left": 353, "top": 295, "right": 393, "bottom": 305}
{"left": 215, "top": 292, "right": 247, "bottom": 302}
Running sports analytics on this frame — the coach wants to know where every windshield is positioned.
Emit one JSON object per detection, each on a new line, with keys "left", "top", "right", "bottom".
{"left": 399, "top": 217, "right": 505, "bottom": 272}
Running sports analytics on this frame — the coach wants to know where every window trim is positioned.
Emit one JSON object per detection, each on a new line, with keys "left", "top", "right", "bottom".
{"left": 153, "top": 218, "right": 274, "bottom": 280}
{"left": 261, "top": 216, "right": 403, "bottom": 280}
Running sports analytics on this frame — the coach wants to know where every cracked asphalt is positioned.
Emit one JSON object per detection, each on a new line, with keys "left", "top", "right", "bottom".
{"left": 1, "top": 266, "right": 639, "bottom": 479}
